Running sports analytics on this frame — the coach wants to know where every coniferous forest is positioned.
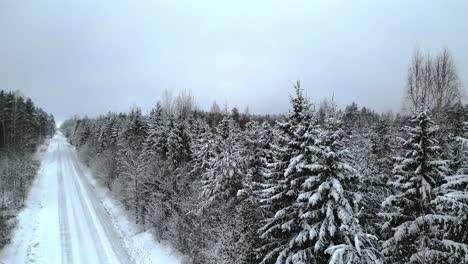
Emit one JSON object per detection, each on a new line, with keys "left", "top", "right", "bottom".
{"left": 59, "top": 49, "right": 468, "bottom": 264}
{"left": 0, "top": 91, "right": 56, "bottom": 247}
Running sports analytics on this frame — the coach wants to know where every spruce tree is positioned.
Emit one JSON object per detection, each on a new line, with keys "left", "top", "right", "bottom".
{"left": 199, "top": 115, "right": 244, "bottom": 210}
{"left": 116, "top": 108, "right": 147, "bottom": 224}
{"left": 431, "top": 118, "right": 468, "bottom": 263}
{"left": 294, "top": 106, "right": 380, "bottom": 263}
{"left": 381, "top": 109, "right": 449, "bottom": 263}
{"left": 258, "top": 82, "right": 316, "bottom": 263}
{"left": 260, "top": 83, "right": 382, "bottom": 263}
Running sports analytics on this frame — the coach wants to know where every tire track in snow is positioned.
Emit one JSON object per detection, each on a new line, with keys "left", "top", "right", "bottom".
{"left": 62, "top": 151, "right": 110, "bottom": 264}
{"left": 57, "top": 149, "right": 73, "bottom": 264}
{"left": 59, "top": 144, "right": 90, "bottom": 264}
{"left": 67, "top": 147, "right": 132, "bottom": 264}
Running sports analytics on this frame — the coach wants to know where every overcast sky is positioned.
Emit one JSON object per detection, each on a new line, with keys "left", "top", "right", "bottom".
{"left": 0, "top": 0, "right": 467, "bottom": 122}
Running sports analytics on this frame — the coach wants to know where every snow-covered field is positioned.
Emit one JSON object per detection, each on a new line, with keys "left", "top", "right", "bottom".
{"left": 0, "top": 132, "right": 181, "bottom": 264}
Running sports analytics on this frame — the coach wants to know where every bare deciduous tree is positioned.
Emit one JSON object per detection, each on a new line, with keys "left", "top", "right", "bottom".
{"left": 405, "top": 48, "right": 463, "bottom": 120}
{"left": 432, "top": 48, "right": 461, "bottom": 118}
{"left": 161, "top": 89, "right": 174, "bottom": 116}
{"left": 174, "top": 89, "right": 196, "bottom": 119}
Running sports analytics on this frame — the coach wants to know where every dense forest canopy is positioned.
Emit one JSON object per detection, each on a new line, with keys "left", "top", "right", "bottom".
{"left": 59, "top": 48, "right": 468, "bottom": 264}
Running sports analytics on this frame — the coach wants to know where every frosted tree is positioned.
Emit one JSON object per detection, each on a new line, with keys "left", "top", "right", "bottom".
{"left": 143, "top": 102, "right": 169, "bottom": 160}
{"left": 358, "top": 119, "right": 395, "bottom": 234}
{"left": 430, "top": 117, "right": 468, "bottom": 263}
{"left": 381, "top": 109, "right": 450, "bottom": 263}
{"left": 233, "top": 121, "right": 276, "bottom": 263}
{"left": 190, "top": 119, "right": 217, "bottom": 181}
{"left": 259, "top": 85, "right": 382, "bottom": 263}
{"left": 238, "top": 121, "right": 274, "bottom": 199}
{"left": 0, "top": 90, "right": 54, "bottom": 248}
{"left": 296, "top": 106, "right": 381, "bottom": 263}
{"left": 325, "top": 217, "right": 383, "bottom": 264}
{"left": 444, "top": 102, "right": 468, "bottom": 173}
{"left": 97, "top": 114, "right": 118, "bottom": 152}
{"left": 142, "top": 159, "right": 178, "bottom": 237}
{"left": 199, "top": 115, "right": 244, "bottom": 210}
{"left": 431, "top": 170, "right": 468, "bottom": 262}
{"left": 116, "top": 108, "right": 147, "bottom": 224}
{"left": 258, "top": 82, "right": 318, "bottom": 263}
{"left": 192, "top": 115, "right": 246, "bottom": 264}
{"left": 167, "top": 117, "right": 192, "bottom": 167}
{"left": 72, "top": 118, "right": 91, "bottom": 147}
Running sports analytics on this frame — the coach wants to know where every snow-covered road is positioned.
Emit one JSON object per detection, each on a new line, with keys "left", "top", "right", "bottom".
{"left": 0, "top": 133, "right": 137, "bottom": 263}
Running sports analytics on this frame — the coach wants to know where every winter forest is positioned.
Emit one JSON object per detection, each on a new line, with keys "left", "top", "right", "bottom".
{"left": 0, "top": 91, "right": 56, "bottom": 246}
{"left": 56, "top": 48, "right": 468, "bottom": 264}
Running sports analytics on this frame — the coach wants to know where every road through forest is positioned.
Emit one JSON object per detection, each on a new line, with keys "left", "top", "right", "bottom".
{"left": 0, "top": 132, "right": 133, "bottom": 264}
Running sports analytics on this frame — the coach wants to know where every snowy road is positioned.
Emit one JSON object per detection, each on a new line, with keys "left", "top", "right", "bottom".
{"left": 0, "top": 133, "right": 133, "bottom": 264}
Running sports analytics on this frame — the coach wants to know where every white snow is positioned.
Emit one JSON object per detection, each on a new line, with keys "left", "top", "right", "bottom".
{"left": 0, "top": 132, "right": 182, "bottom": 264}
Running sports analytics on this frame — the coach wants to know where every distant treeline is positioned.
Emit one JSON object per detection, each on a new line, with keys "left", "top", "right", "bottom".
{"left": 0, "top": 90, "right": 56, "bottom": 247}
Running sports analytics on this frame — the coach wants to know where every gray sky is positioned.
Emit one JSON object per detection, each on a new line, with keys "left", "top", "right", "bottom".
{"left": 1, "top": 0, "right": 467, "bottom": 122}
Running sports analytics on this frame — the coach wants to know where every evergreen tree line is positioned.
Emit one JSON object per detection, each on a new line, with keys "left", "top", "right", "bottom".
{"left": 60, "top": 80, "right": 467, "bottom": 263}
{"left": 0, "top": 90, "right": 56, "bottom": 247}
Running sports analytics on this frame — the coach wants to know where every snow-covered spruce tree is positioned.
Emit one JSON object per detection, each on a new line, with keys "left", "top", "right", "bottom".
{"left": 358, "top": 119, "right": 395, "bottom": 235}
{"left": 234, "top": 121, "right": 276, "bottom": 263}
{"left": 381, "top": 109, "right": 450, "bottom": 264}
{"left": 199, "top": 115, "right": 244, "bottom": 210}
{"left": 142, "top": 158, "right": 178, "bottom": 238}
{"left": 143, "top": 102, "right": 167, "bottom": 160}
{"left": 186, "top": 118, "right": 220, "bottom": 263}
{"left": 139, "top": 103, "right": 171, "bottom": 228}
{"left": 316, "top": 110, "right": 382, "bottom": 264}
{"left": 72, "top": 117, "right": 91, "bottom": 147}
{"left": 167, "top": 117, "right": 192, "bottom": 167}
{"left": 258, "top": 82, "right": 316, "bottom": 263}
{"left": 444, "top": 102, "right": 468, "bottom": 174}
{"left": 194, "top": 115, "right": 246, "bottom": 264}
{"left": 294, "top": 105, "right": 381, "bottom": 263}
{"left": 431, "top": 118, "right": 468, "bottom": 263}
{"left": 92, "top": 115, "right": 121, "bottom": 189}
{"left": 116, "top": 108, "right": 147, "bottom": 224}
{"left": 238, "top": 121, "right": 275, "bottom": 200}
{"left": 259, "top": 83, "right": 381, "bottom": 263}
{"left": 162, "top": 113, "right": 195, "bottom": 252}
{"left": 432, "top": 170, "right": 468, "bottom": 263}
{"left": 190, "top": 118, "right": 217, "bottom": 181}
{"left": 97, "top": 114, "right": 117, "bottom": 153}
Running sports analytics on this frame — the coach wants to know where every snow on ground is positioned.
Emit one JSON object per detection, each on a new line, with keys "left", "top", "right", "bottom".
{"left": 72, "top": 148, "right": 186, "bottom": 264}
{"left": 0, "top": 132, "right": 182, "bottom": 264}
